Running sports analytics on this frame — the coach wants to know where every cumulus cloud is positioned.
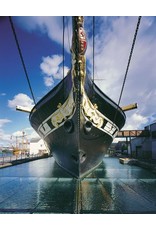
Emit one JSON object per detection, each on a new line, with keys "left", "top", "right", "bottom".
{"left": 15, "top": 16, "right": 72, "bottom": 52}
{"left": 10, "top": 128, "right": 40, "bottom": 148}
{"left": 124, "top": 113, "right": 148, "bottom": 130}
{"left": 8, "top": 93, "right": 34, "bottom": 110}
{"left": 40, "top": 55, "right": 63, "bottom": 76}
{"left": 40, "top": 55, "right": 69, "bottom": 87}
{"left": 12, "top": 130, "right": 25, "bottom": 137}
{"left": 43, "top": 76, "right": 54, "bottom": 87}
{"left": 10, "top": 127, "right": 39, "bottom": 146}
{"left": 86, "top": 16, "right": 156, "bottom": 129}
{"left": 86, "top": 17, "right": 140, "bottom": 100}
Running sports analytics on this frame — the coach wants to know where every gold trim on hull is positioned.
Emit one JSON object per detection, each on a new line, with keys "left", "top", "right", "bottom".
{"left": 51, "top": 90, "right": 75, "bottom": 128}
{"left": 37, "top": 86, "right": 119, "bottom": 140}
{"left": 82, "top": 93, "right": 104, "bottom": 128}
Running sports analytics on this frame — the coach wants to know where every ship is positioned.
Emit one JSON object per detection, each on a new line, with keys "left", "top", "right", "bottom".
{"left": 28, "top": 16, "right": 126, "bottom": 178}
{"left": 11, "top": 132, "right": 29, "bottom": 156}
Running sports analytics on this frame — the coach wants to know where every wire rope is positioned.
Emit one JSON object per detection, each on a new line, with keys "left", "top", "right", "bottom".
{"left": 113, "top": 16, "right": 142, "bottom": 126}
{"left": 117, "top": 16, "right": 142, "bottom": 107}
{"left": 9, "top": 16, "right": 36, "bottom": 105}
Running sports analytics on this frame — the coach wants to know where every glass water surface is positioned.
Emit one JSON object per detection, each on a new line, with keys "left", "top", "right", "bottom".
{"left": 0, "top": 157, "right": 156, "bottom": 213}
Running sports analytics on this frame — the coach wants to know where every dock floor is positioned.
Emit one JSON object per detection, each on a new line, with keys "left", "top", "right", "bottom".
{"left": 0, "top": 157, "right": 156, "bottom": 214}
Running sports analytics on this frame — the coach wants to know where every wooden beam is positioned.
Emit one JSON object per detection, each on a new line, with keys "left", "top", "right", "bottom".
{"left": 121, "top": 103, "right": 138, "bottom": 112}
{"left": 16, "top": 105, "right": 32, "bottom": 113}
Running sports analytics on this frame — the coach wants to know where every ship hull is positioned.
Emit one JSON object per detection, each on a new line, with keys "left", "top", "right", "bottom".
{"left": 29, "top": 72, "right": 126, "bottom": 178}
{"left": 44, "top": 108, "right": 113, "bottom": 178}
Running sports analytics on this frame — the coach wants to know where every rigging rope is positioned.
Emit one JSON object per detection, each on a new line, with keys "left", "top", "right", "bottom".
{"left": 66, "top": 17, "right": 71, "bottom": 54}
{"left": 113, "top": 16, "right": 142, "bottom": 126}
{"left": 9, "top": 16, "right": 36, "bottom": 105}
{"left": 9, "top": 16, "right": 51, "bottom": 154}
{"left": 63, "top": 16, "right": 65, "bottom": 81}
{"left": 117, "top": 16, "right": 142, "bottom": 107}
{"left": 92, "top": 16, "right": 95, "bottom": 85}
{"left": 92, "top": 16, "right": 95, "bottom": 100}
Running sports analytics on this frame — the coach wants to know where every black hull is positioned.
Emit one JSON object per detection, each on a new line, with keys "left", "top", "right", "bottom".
{"left": 29, "top": 72, "right": 126, "bottom": 178}
{"left": 44, "top": 109, "right": 113, "bottom": 178}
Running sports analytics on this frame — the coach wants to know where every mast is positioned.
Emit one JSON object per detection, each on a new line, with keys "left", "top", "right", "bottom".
{"left": 71, "top": 16, "right": 87, "bottom": 91}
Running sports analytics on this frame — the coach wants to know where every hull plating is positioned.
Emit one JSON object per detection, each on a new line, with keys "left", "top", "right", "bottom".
{"left": 44, "top": 108, "right": 113, "bottom": 178}
{"left": 29, "top": 73, "right": 126, "bottom": 178}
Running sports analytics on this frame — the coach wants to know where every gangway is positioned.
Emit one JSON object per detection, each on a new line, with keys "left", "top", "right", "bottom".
{"left": 116, "top": 130, "right": 150, "bottom": 138}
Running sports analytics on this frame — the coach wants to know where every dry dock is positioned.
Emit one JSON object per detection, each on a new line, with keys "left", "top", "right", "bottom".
{"left": 0, "top": 157, "right": 156, "bottom": 214}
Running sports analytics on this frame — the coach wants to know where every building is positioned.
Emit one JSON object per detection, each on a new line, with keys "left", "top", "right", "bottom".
{"left": 131, "top": 122, "right": 156, "bottom": 160}
{"left": 29, "top": 138, "right": 49, "bottom": 156}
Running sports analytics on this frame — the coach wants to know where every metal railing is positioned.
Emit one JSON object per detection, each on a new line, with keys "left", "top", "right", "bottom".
{"left": 0, "top": 153, "right": 46, "bottom": 166}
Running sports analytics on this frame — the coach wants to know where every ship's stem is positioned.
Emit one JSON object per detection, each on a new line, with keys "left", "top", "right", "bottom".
{"left": 71, "top": 16, "right": 87, "bottom": 92}
{"left": 71, "top": 17, "right": 88, "bottom": 174}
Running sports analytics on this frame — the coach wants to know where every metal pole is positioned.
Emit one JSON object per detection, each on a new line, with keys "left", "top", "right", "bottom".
{"left": 126, "top": 137, "right": 128, "bottom": 156}
{"left": 130, "top": 136, "right": 132, "bottom": 158}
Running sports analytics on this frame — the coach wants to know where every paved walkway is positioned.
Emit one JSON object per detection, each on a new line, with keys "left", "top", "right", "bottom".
{"left": 0, "top": 154, "right": 49, "bottom": 169}
{"left": 119, "top": 157, "right": 156, "bottom": 173}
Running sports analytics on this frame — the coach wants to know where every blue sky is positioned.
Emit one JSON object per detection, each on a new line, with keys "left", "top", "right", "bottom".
{"left": 0, "top": 16, "right": 156, "bottom": 146}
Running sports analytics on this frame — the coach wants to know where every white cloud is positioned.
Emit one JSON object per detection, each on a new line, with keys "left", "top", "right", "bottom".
{"left": 40, "top": 55, "right": 69, "bottom": 87}
{"left": 8, "top": 93, "right": 34, "bottom": 110}
{"left": 86, "top": 16, "right": 156, "bottom": 130}
{"left": 56, "top": 66, "right": 69, "bottom": 79}
{"left": 29, "top": 130, "right": 40, "bottom": 139}
{"left": 24, "top": 127, "right": 40, "bottom": 140}
{"left": 9, "top": 127, "right": 40, "bottom": 146}
{"left": 124, "top": 112, "right": 148, "bottom": 130}
{"left": 0, "top": 119, "right": 11, "bottom": 128}
{"left": 40, "top": 55, "right": 63, "bottom": 76}
{"left": 12, "top": 127, "right": 39, "bottom": 138}
{"left": 44, "top": 76, "right": 54, "bottom": 87}
{"left": 15, "top": 16, "right": 72, "bottom": 51}
{"left": 0, "top": 129, "right": 11, "bottom": 144}
{"left": 24, "top": 127, "right": 33, "bottom": 132}
{"left": 87, "top": 17, "right": 139, "bottom": 100}
{"left": 12, "top": 130, "right": 24, "bottom": 137}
